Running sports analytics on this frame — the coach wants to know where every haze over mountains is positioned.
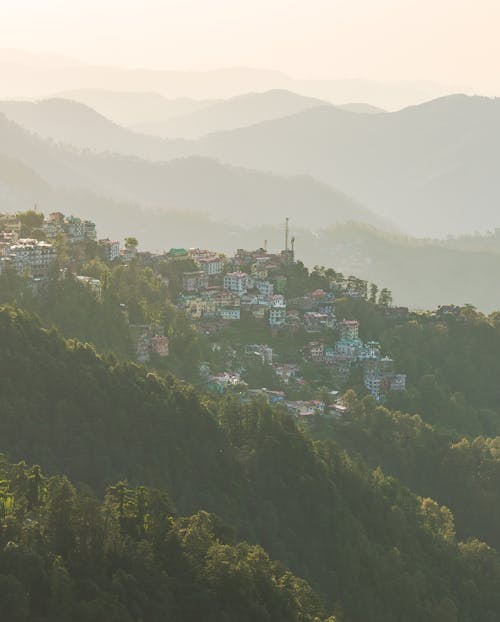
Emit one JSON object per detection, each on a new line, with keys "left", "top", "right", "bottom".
{"left": 1, "top": 49, "right": 500, "bottom": 309}
{"left": 189, "top": 94, "right": 500, "bottom": 236}
{"left": 2, "top": 92, "right": 500, "bottom": 237}
{"left": 0, "top": 113, "right": 382, "bottom": 232}
{"left": 131, "top": 90, "right": 331, "bottom": 138}
{"left": 55, "top": 89, "right": 215, "bottom": 127}
{"left": 0, "top": 48, "right": 470, "bottom": 110}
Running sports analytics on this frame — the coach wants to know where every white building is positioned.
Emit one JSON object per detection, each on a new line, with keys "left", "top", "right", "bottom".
{"left": 9, "top": 239, "right": 56, "bottom": 277}
{"left": 255, "top": 280, "right": 274, "bottom": 296}
{"left": 390, "top": 374, "right": 407, "bottom": 392}
{"left": 99, "top": 239, "right": 120, "bottom": 261}
{"left": 223, "top": 271, "right": 249, "bottom": 294}
{"left": 339, "top": 319, "right": 359, "bottom": 341}
{"left": 269, "top": 295, "right": 286, "bottom": 326}
{"left": 199, "top": 256, "right": 224, "bottom": 275}
{"left": 218, "top": 307, "right": 241, "bottom": 321}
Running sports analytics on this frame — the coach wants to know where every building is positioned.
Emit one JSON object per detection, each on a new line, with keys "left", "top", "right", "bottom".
{"left": 151, "top": 335, "right": 169, "bottom": 357}
{"left": 198, "top": 256, "right": 224, "bottom": 275}
{"left": 273, "top": 363, "right": 300, "bottom": 384}
{"left": 9, "top": 238, "right": 56, "bottom": 277}
{"left": 182, "top": 271, "right": 209, "bottom": 293}
{"left": 268, "top": 295, "right": 286, "bottom": 327}
{"left": 217, "top": 307, "right": 241, "bottom": 321}
{"left": 167, "top": 248, "right": 189, "bottom": 262}
{"left": 390, "top": 374, "right": 407, "bottom": 392}
{"left": 223, "top": 272, "right": 249, "bottom": 295}
{"left": 245, "top": 344, "right": 273, "bottom": 364}
{"left": 44, "top": 213, "right": 96, "bottom": 242}
{"left": 255, "top": 280, "right": 274, "bottom": 296}
{"left": 304, "top": 341, "right": 325, "bottom": 363}
{"left": 339, "top": 319, "right": 359, "bottom": 341}
{"left": 304, "top": 312, "right": 336, "bottom": 332}
{"left": 136, "top": 332, "right": 150, "bottom": 363}
{"left": 76, "top": 276, "right": 102, "bottom": 297}
{"left": 99, "top": 239, "right": 120, "bottom": 261}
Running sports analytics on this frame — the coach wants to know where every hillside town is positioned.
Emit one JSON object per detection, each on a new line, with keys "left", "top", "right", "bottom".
{"left": 0, "top": 210, "right": 407, "bottom": 415}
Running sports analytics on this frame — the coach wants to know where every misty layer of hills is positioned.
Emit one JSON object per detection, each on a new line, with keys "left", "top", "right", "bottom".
{"left": 2, "top": 77, "right": 500, "bottom": 309}
{"left": 0, "top": 115, "right": 382, "bottom": 230}
{"left": 0, "top": 48, "right": 467, "bottom": 109}
{"left": 2, "top": 92, "right": 500, "bottom": 237}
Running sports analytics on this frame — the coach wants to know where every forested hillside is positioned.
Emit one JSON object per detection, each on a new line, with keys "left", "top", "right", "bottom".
{"left": 0, "top": 458, "right": 326, "bottom": 622}
{"left": 1, "top": 306, "right": 500, "bottom": 620}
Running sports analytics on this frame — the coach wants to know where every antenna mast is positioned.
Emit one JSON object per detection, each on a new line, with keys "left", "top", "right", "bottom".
{"left": 285, "top": 217, "right": 289, "bottom": 251}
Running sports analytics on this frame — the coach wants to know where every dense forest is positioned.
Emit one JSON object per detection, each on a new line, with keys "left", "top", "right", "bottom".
{"left": 0, "top": 458, "right": 327, "bottom": 622}
{"left": 2, "top": 307, "right": 500, "bottom": 620}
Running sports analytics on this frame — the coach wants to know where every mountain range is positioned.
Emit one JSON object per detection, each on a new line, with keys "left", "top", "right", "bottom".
{"left": 0, "top": 113, "right": 382, "bottom": 231}
{"left": 186, "top": 94, "right": 500, "bottom": 236}
{"left": 0, "top": 48, "right": 470, "bottom": 109}
{"left": 3, "top": 92, "right": 499, "bottom": 236}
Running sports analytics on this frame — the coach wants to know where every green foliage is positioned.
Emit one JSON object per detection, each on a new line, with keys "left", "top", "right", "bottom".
{"left": 0, "top": 460, "right": 325, "bottom": 622}
{"left": 2, "top": 307, "right": 500, "bottom": 620}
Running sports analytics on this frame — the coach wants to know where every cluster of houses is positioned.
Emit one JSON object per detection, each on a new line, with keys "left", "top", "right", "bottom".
{"left": 175, "top": 246, "right": 292, "bottom": 327}
{"left": 0, "top": 210, "right": 407, "bottom": 406}
{"left": 0, "top": 211, "right": 98, "bottom": 278}
{"left": 0, "top": 211, "right": 135, "bottom": 279}
{"left": 166, "top": 244, "right": 406, "bottom": 403}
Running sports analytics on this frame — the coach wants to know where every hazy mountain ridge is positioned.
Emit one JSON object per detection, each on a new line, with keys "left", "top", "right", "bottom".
{"left": 55, "top": 88, "right": 217, "bottom": 126}
{"left": 0, "top": 114, "right": 385, "bottom": 230}
{"left": 190, "top": 94, "right": 500, "bottom": 235}
{"left": 132, "top": 89, "right": 332, "bottom": 138}
{"left": 0, "top": 50, "right": 469, "bottom": 109}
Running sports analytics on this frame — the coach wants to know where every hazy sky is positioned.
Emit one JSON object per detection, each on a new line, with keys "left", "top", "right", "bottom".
{"left": 0, "top": 0, "right": 498, "bottom": 91}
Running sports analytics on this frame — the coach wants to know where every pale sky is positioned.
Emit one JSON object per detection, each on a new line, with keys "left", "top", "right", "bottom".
{"left": 0, "top": 0, "right": 499, "bottom": 92}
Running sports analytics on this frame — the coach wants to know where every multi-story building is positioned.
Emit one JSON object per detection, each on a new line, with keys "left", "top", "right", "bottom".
{"left": 268, "top": 295, "right": 286, "bottom": 326}
{"left": 44, "top": 213, "right": 96, "bottom": 242}
{"left": 244, "top": 344, "right": 273, "bottom": 364}
{"left": 9, "top": 238, "right": 56, "bottom": 277}
{"left": 390, "top": 374, "right": 407, "bottom": 392}
{"left": 167, "top": 248, "right": 189, "bottom": 262}
{"left": 182, "top": 271, "right": 209, "bottom": 293}
{"left": 255, "top": 280, "right": 274, "bottom": 296}
{"left": 198, "top": 256, "right": 224, "bottom": 275}
{"left": 217, "top": 307, "right": 241, "bottom": 321}
{"left": 223, "top": 271, "right": 249, "bottom": 295}
{"left": 339, "top": 319, "right": 359, "bottom": 341}
{"left": 304, "top": 312, "right": 336, "bottom": 332}
{"left": 304, "top": 341, "right": 325, "bottom": 363}
{"left": 99, "top": 239, "right": 120, "bottom": 261}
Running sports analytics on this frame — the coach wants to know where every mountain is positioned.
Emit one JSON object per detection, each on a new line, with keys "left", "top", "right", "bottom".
{"left": 0, "top": 50, "right": 469, "bottom": 109}
{"left": 293, "top": 223, "right": 500, "bottom": 312}
{"left": 133, "top": 90, "right": 331, "bottom": 138}
{"left": 338, "top": 102, "right": 386, "bottom": 113}
{"left": 0, "top": 115, "right": 385, "bottom": 231}
{"left": 0, "top": 98, "right": 183, "bottom": 160}
{"left": 55, "top": 88, "right": 215, "bottom": 126}
{"left": 2, "top": 306, "right": 500, "bottom": 620}
{"left": 190, "top": 95, "right": 500, "bottom": 236}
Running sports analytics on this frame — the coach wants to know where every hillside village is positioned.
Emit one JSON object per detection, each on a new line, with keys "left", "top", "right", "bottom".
{"left": 0, "top": 210, "right": 407, "bottom": 416}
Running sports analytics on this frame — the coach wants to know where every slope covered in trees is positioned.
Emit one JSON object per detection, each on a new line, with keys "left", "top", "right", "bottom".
{"left": 1, "top": 306, "right": 500, "bottom": 620}
{"left": 0, "top": 458, "right": 326, "bottom": 622}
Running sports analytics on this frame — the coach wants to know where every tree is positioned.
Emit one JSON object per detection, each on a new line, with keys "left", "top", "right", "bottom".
{"left": 17, "top": 210, "right": 44, "bottom": 236}
{"left": 124, "top": 237, "right": 138, "bottom": 249}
